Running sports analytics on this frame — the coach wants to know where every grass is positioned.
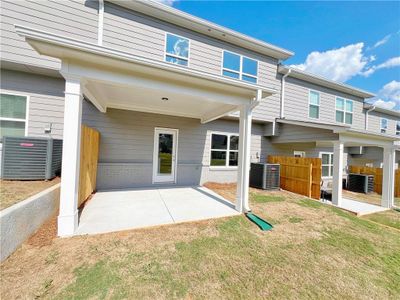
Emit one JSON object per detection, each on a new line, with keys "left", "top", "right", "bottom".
{"left": 363, "top": 210, "right": 400, "bottom": 230}
{"left": 0, "top": 177, "right": 60, "bottom": 210}
{"left": 1, "top": 184, "right": 400, "bottom": 299}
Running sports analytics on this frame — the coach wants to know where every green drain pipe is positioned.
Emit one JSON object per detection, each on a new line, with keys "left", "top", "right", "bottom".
{"left": 245, "top": 212, "right": 273, "bottom": 231}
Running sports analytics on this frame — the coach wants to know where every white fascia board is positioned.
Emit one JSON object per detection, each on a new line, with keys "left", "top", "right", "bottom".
{"left": 15, "top": 25, "right": 276, "bottom": 98}
{"left": 278, "top": 65, "right": 375, "bottom": 99}
{"left": 276, "top": 118, "right": 349, "bottom": 132}
{"left": 338, "top": 129, "right": 400, "bottom": 142}
{"left": 107, "top": 0, "right": 294, "bottom": 60}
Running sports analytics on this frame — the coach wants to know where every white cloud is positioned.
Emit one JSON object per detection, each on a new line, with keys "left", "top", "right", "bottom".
{"left": 372, "top": 80, "right": 400, "bottom": 111}
{"left": 361, "top": 57, "right": 400, "bottom": 77}
{"left": 291, "top": 43, "right": 371, "bottom": 82}
{"left": 370, "top": 34, "right": 392, "bottom": 49}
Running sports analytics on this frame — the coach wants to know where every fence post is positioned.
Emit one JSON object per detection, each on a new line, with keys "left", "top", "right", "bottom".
{"left": 308, "top": 163, "right": 313, "bottom": 198}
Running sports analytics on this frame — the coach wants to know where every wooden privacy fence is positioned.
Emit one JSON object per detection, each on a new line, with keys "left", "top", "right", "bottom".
{"left": 78, "top": 125, "right": 100, "bottom": 207}
{"left": 349, "top": 165, "right": 400, "bottom": 197}
{"left": 268, "top": 156, "right": 322, "bottom": 199}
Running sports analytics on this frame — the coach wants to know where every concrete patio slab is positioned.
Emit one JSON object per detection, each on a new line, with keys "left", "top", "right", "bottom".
{"left": 327, "top": 197, "right": 388, "bottom": 216}
{"left": 75, "top": 186, "right": 238, "bottom": 235}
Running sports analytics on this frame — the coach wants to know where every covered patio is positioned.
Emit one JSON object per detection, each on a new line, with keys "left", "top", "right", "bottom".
{"left": 76, "top": 186, "right": 238, "bottom": 235}
{"left": 17, "top": 25, "right": 275, "bottom": 236}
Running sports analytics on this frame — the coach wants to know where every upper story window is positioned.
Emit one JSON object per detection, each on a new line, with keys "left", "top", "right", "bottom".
{"left": 335, "top": 97, "right": 353, "bottom": 125}
{"left": 222, "top": 51, "right": 258, "bottom": 83}
{"left": 396, "top": 121, "right": 400, "bottom": 136}
{"left": 0, "top": 93, "right": 28, "bottom": 139}
{"left": 380, "top": 118, "right": 388, "bottom": 134}
{"left": 308, "top": 90, "right": 320, "bottom": 119}
{"left": 165, "top": 33, "right": 189, "bottom": 66}
{"left": 210, "top": 133, "right": 239, "bottom": 167}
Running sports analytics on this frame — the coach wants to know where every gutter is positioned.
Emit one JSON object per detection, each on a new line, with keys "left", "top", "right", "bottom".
{"left": 280, "top": 68, "right": 291, "bottom": 118}
{"left": 365, "top": 105, "right": 376, "bottom": 131}
{"left": 97, "top": 0, "right": 104, "bottom": 46}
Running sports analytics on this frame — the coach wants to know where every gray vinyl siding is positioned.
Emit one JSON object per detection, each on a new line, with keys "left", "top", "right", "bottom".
{"left": 81, "top": 102, "right": 267, "bottom": 189}
{"left": 368, "top": 111, "right": 398, "bottom": 135}
{"left": 271, "top": 123, "right": 338, "bottom": 143}
{"left": 284, "top": 77, "right": 365, "bottom": 130}
{"left": 103, "top": 2, "right": 281, "bottom": 123}
{"left": 0, "top": 0, "right": 99, "bottom": 70}
{"left": 0, "top": 69, "right": 65, "bottom": 139}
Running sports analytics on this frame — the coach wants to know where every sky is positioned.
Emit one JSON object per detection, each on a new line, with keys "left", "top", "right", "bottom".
{"left": 160, "top": 0, "right": 400, "bottom": 111}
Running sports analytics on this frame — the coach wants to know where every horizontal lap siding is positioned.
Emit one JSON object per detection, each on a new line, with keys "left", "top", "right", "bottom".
{"left": 0, "top": 70, "right": 65, "bottom": 139}
{"left": 81, "top": 103, "right": 265, "bottom": 189}
{"left": 368, "top": 111, "right": 398, "bottom": 135}
{"left": 0, "top": 0, "right": 98, "bottom": 69}
{"left": 284, "top": 77, "right": 365, "bottom": 130}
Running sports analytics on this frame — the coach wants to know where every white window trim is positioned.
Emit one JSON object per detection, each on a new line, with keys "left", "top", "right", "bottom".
{"left": 0, "top": 90, "right": 30, "bottom": 138}
{"left": 320, "top": 152, "right": 334, "bottom": 178}
{"left": 164, "top": 32, "right": 190, "bottom": 67}
{"left": 308, "top": 89, "right": 320, "bottom": 119}
{"left": 335, "top": 97, "right": 353, "bottom": 125}
{"left": 380, "top": 118, "right": 388, "bottom": 134}
{"left": 221, "top": 50, "right": 258, "bottom": 84}
{"left": 293, "top": 151, "right": 306, "bottom": 158}
{"left": 396, "top": 121, "right": 400, "bottom": 136}
{"left": 209, "top": 131, "right": 239, "bottom": 169}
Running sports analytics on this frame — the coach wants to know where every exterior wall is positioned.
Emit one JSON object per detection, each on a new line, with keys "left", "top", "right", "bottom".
{"left": 0, "top": 69, "right": 65, "bottom": 139}
{"left": 284, "top": 76, "right": 365, "bottom": 131}
{"left": 0, "top": 0, "right": 99, "bottom": 70}
{"left": 368, "top": 110, "right": 398, "bottom": 136}
{"left": 103, "top": 2, "right": 282, "bottom": 123}
{"left": 271, "top": 123, "right": 338, "bottom": 143}
{"left": 81, "top": 102, "right": 268, "bottom": 189}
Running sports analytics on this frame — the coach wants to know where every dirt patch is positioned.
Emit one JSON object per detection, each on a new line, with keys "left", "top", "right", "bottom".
{"left": 27, "top": 215, "right": 58, "bottom": 248}
{"left": 0, "top": 177, "right": 60, "bottom": 210}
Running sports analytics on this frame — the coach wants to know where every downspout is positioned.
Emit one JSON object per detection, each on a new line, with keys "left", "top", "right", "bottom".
{"left": 280, "top": 68, "right": 291, "bottom": 119}
{"left": 97, "top": 0, "right": 104, "bottom": 46}
{"left": 365, "top": 105, "right": 375, "bottom": 131}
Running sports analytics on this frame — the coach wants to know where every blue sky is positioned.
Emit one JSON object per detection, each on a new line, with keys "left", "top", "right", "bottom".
{"left": 166, "top": 1, "right": 400, "bottom": 110}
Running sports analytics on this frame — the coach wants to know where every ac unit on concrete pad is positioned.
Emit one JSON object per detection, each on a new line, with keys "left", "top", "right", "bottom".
{"left": 249, "top": 163, "right": 280, "bottom": 190}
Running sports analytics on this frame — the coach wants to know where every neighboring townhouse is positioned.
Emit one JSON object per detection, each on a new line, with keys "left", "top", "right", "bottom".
{"left": 0, "top": 0, "right": 399, "bottom": 236}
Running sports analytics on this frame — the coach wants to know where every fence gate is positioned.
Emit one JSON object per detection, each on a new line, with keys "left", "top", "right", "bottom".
{"left": 268, "top": 156, "right": 322, "bottom": 199}
{"left": 78, "top": 125, "right": 100, "bottom": 207}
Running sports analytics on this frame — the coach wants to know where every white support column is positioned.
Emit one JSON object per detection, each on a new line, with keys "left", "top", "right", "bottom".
{"left": 236, "top": 104, "right": 253, "bottom": 212}
{"left": 57, "top": 76, "right": 83, "bottom": 237}
{"left": 382, "top": 145, "right": 395, "bottom": 208}
{"left": 332, "top": 141, "right": 344, "bottom": 206}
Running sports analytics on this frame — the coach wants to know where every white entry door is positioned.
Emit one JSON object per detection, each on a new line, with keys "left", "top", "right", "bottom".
{"left": 153, "top": 128, "right": 178, "bottom": 183}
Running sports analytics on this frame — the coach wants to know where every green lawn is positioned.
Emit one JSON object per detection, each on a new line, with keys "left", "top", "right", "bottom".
{"left": 1, "top": 186, "right": 399, "bottom": 299}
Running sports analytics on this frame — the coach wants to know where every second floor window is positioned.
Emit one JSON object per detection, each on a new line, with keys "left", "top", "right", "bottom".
{"left": 165, "top": 33, "right": 189, "bottom": 66}
{"left": 381, "top": 118, "right": 388, "bottom": 133}
{"left": 336, "top": 98, "right": 353, "bottom": 125}
{"left": 0, "top": 93, "right": 28, "bottom": 139}
{"left": 396, "top": 121, "right": 400, "bottom": 136}
{"left": 222, "top": 51, "right": 258, "bottom": 83}
{"left": 308, "top": 90, "right": 320, "bottom": 119}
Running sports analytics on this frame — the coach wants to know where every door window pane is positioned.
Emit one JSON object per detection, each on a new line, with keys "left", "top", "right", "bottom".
{"left": 158, "top": 133, "right": 173, "bottom": 174}
{"left": 211, "top": 151, "right": 226, "bottom": 166}
{"left": 0, "top": 120, "right": 25, "bottom": 138}
{"left": 223, "top": 51, "right": 240, "bottom": 71}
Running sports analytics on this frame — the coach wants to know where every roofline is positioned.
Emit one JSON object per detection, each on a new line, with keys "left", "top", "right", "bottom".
{"left": 107, "top": 0, "right": 294, "bottom": 60}
{"left": 278, "top": 65, "right": 376, "bottom": 99}
{"left": 363, "top": 103, "right": 400, "bottom": 118}
{"left": 15, "top": 25, "right": 276, "bottom": 97}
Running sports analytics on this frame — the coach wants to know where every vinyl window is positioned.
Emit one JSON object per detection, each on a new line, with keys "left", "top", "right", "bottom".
{"left": 380, "top": 118, "right": 388, "bottom": 134}
{"left": 0, "top": 93, "right": 28, "bottom": 139}
{"left": 210, "top": 133, "right": 239, "bottom": 167}
{"left": 308, "top": 91, "right": 320, "bottom": 119}
{"left": 320, "top": 152, "right": 334, "bottom": 177}
{"left": 165, "top": 33, "right": 189, "bottom": 66}
{"left": 335, "top": 98, "right": 353, "bottom": 124}
{"left": 396, "top": 121, "right": 400, "bottom": 136}
{"left": 294, "top": 151, "right": 306, "bottom": 158}
{"left": 222, "top": 51, "right": 258, "bottom": 83}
